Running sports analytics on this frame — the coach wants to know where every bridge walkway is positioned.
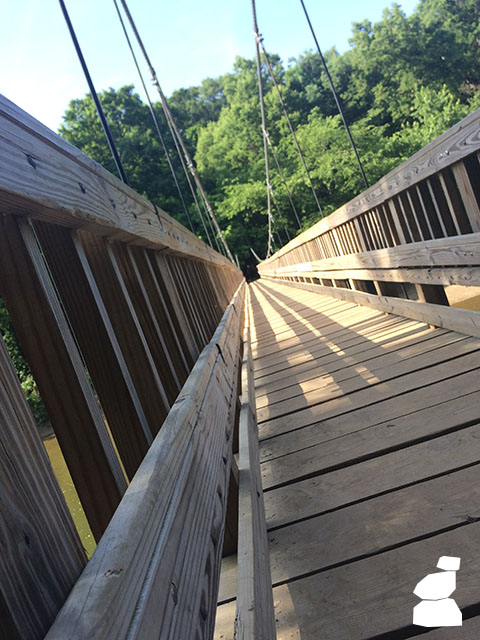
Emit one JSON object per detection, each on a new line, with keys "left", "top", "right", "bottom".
{"left": 245, "top": 277, "right": 480, "bottom": 639}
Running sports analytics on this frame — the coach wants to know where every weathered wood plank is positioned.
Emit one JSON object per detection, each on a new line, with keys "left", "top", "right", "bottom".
{"left": 236, "top": 288, "right": 276, "bottom": 639}
{"left": 259, "top": 367, "right": 480, "bottom": 470}
{"left": 256, "top": 326, "right": 446, "bottom": 400}
{"left": 254, "top": 316, "right": 422, "bottom": 382}
{"left": 0, "top": 216, "right": 125, "bottom": 540}
{"left": 0, "top": 336, "right": 86, "bottom": 640}
{"left": 32, "top": 220, "right": 150, "bottom": 479}
{"left": 275, "top": 264, "right": 480, "bottom": 288}
{"left": 0, "top": 95, "right": 235, "bottom": 268}
{"left": 262, "top": 232, "right": 480, "bottom": 274}
{"left": 260, "top": 108, "right": 480, "bottom": 265}
{"left": 262, "top": 277, "right": 480, "bottom": 339}
{"left": 258, "top": 347, "right": 480, "bottom": 438}
{"left": 421, "top": 615, "right": 480, "bottom": 639}
{"left": 78, "top": 230, "right": 167, "bottom": 438}
{"left": 257, "top": 336, "right": 477, "bottom": 423}
{"left": 214, "top": 601, "right": 237, "bottom": 640}
{"left": 264, "top": 424, "right": 480, "bottom": 529}
{"left": 268, "top": 465, "right": 480, "bottom": 585}
{"left": 45, "top": 283, "right": 244, "bottom": 640}
{"left": 272, "top": 522, "right": 480, "bottom": 639}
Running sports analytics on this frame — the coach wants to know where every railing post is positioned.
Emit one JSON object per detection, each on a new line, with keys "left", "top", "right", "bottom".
{"left": 0, "top": 216, "right": 126, "bottom": 540}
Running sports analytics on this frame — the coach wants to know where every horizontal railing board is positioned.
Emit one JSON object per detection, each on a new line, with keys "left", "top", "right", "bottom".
{"left": 0, "top": 94, "right": 234, "bottom": 269}
{"left": 261, "top": 107, "right": 480, "bottom": 265}
{"left": 45, "top": 283, "right": 244, "bottom": 640}
{"left": 264, "top": 233, "right": 480, "bottom": 273}
{"left": 272, "top": 266, "right": 480, "bottom": 288}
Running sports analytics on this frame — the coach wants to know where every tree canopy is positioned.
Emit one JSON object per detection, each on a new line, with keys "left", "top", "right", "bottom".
{"left": 3, "top": 0, "right": 480, "bottom": 425}
{"left": 58, "top": 0, "right": 480, "bottom": 265}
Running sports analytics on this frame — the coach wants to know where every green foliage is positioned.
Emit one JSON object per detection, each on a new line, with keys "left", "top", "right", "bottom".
{"left": 0, "top": 300, "right": 49, "bottom": 425}
{"left": 57, "top": 0, "right": 480, "bottom": 265}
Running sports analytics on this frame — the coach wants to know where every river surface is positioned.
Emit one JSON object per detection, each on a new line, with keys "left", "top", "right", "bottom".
{"left": 43, "top": 435, "right": 96, "bottom": 557}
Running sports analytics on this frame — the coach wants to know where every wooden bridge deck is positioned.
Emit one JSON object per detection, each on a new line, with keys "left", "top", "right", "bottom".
{"left": 217, "top": 278, "right": 480, "bottom": 639}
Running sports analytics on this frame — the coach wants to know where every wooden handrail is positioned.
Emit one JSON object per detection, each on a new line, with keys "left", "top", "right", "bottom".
{"left": 0, "top": 95, "right": 234, "bottom": 269}
{"left": 0, "top": 97, "right": 244, "bottom": 639}
{"left": 259, "top": 108, "right": 480, "bottom": 335}
{"left": 45, "top": 283, "right": 245, "bottom": 640}
{"left": 261, "top": 107, "right": 480, "bottom": 267}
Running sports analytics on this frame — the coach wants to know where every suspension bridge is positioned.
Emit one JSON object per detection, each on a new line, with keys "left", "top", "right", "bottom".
{"left": 2, "top": 2, "right": 480, "bottom": 640}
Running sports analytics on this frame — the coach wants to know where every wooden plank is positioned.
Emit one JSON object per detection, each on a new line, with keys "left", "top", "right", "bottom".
{"left": 253, "top": 317, "right": 423, "bottom": 380}
{"left": 214, "top": 601, "right": 237, "bottom": 640}
{"left": 272, "top": 522, "right": 480, "bottom": 639}
{"left": 236, "top": 288, "right": 276, "bottom": 639}
{"left": 0, "top": 215, "right": 125, "bottom": 540}
{"left": 256, "top": 329, "right": 461, "bottom": 410}
{"left": 252, "top": 304, "right": 377, "bottom": 359}
{"left": 32, "top": 221, "right": 151, "bottom": 479}
{"left": 260, "top": 370, "right": 480, "bottom": 489}
{"left": 259, "top": 348, "right": 480, "bottom": 440}
{"left": 257, "top": 335, "right": 477, "bottom": 423}
{"left": 79, "top": 230, "right": 167, "bottom": 438}
{"left": 264, "top": 424, "right": 480, "bottom": 529}
{"left": 0, "top": 335, "right": 86, "bottom": 640}
{"left": 260, "top": 107, "right": 480, "bottom": 264}
{"left": 272, "top": 264, "right": 480, "bottom": 288}
{"left": 268, "top": 465, "right": 480, "bottom": 585}
{"left": 452, "top": 161, "right": 480, "bottom": 232}
{"left": 262, "top": 277, "right": 480, "bottom": 339}
{"left": 131, "top": 246, "right": 190, "bottom": 383}
{"left": 256, "top": 325, "right": 445, "bottom": 399}
{"left": 45, "top": 283, "right": 244, "bottom": 640}
{"left": 0, "top": 95, "right": 236, "bottom": 268}
{"left": 421, "top": 616, "right": 480, "bottom": 639}
{"left": 148, "top": 250, "right": 198, "bottom": 366}
{"left": 262, "top": 232, "right": 480, "bottom": 275}
{"left": 218, "top": 555, "right": 237, "bottom": 605}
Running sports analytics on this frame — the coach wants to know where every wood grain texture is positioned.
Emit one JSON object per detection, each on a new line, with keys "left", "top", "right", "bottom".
{"left": 272, "top": 523, "right": 480, "bottom": 639}
{"left": 257, "top": 336, "right": 477, "bottom": 423}
{"left": 236, "top": 288, "right": 276, "bottom": 639}
{"left": 260, "top": 107, "right": 480, "bottom": 266}
{"left": 260, "top": 368, "right": 480, "bottom": 474}
{"left": 45, "top": 283, "right": 245, "bottom": 640}
{"left": 268, "top": 465, "right": 480, "bottom": 585}
{"left": 264, "top": 424, "right": 480, "bottom": 529}
{"left": 0, "top": 336, "right": 86, "bottom": 640}
{"left": 33, "top": 221, "right": 150, "bottom": 479}
{"left": 0, "top": 95, "right": 237, "bottom": 269}
{"left": 0, "top": 216, "right": 125, "bottom": 540}
{"left": 261, "top": 277, "right": 480, "bottom": 339}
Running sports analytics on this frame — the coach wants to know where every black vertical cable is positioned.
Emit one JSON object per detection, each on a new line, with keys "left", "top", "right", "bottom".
{"left": 58, "top": 0, "right": 129, "bottom": 185}
{"left": 251, "top": 0, "right": 274, "bottom": 258}
{"left": 299, "top": 0, "right": 369, "bottom": 189}
{"left": 111, "top": 0, "right": 197, "bottom": 233}
{"left": 119, "top": 0, "right": 234, "bottom": 262}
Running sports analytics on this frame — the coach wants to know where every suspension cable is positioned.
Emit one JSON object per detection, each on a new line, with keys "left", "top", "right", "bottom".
{"left": 59, "top": 0, "right": 129, "bottom": 184}
{"left": 118, "top": 0, "right": 234, "bottom": 262}
{"left": 111, "top": 0, "right": 200, "bottom": 236}
{"left": 264, "top": 130, "right": 302, "bottom": 230}
{"left": 251, "top": 0, "right": 274, "bottom": 259}
{"left": 299, "top": 0, "right": 369, "bottom": 189}
{"left": 255, "top": 35, "right": 323, "bottom": 216}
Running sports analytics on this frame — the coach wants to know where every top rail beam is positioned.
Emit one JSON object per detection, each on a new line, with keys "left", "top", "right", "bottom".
{"left": 262, "top": 107, "right": 480, "bottom": 264}
{"left": 0, "top": 95, "right": 233, "bottom": 269}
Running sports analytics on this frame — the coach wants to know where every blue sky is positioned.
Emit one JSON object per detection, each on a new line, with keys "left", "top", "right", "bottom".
{"left": 4, "top": 0, "right": 418, "bottom": 132}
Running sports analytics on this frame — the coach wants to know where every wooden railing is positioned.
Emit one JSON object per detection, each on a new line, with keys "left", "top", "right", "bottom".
{"left": 259, "top": 107, "right": 480, "bottom": 337}
{"left": 0, "top": 95, "right": 244, "bottom": 639}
